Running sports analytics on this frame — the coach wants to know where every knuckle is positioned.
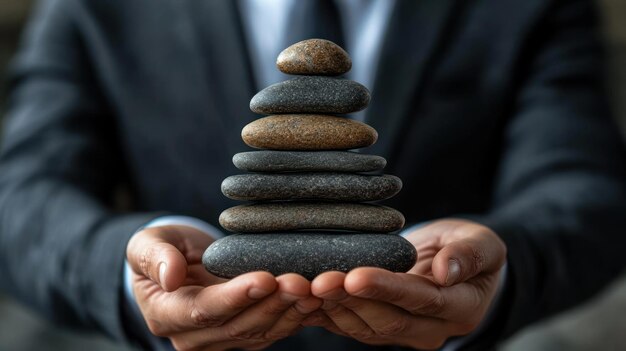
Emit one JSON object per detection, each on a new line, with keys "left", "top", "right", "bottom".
{"left": 382, "top": 284, "right": 407, "bottom": 305}
{"left": 226, "top": 323, "right": 256, "bottom": 340}
{"left": 413, "top": 293, "right": 446, "bottom": 316}
{"left": 190, "top": 307, "right": 223, "bottom": 328}
{"left": 262, "top": 301, "right": 289, "bottom": 316}
{"left": 376, "top": 318, "right": 409, "bottom": 337}
{"left": 139, "top": 246, "right": 157, "bottom": 279}
{"left": 222, "top": 290, "right": 250, "bottom": 310}
{"left": 470, "top": 246, "right": 486, "bottom": 274}
{"left": 282, "top": 305, "right": 305, "bottom": 323}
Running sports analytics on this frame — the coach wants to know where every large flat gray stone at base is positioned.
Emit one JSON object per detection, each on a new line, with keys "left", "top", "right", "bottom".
{"left": 202, "top": 233, "right": 417, "bottom": 280}
{"left": 233, "top": 151, "right": 386, "bottom": 172}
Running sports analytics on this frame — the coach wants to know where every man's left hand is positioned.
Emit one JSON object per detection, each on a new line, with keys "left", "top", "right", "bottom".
{"left": 302, "top": 219, "right": 507, "bottom": 350}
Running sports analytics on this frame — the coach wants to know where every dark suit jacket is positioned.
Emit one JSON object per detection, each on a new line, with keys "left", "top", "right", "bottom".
{"left": 1, "top": 0, "right": 626, "bottom": 349}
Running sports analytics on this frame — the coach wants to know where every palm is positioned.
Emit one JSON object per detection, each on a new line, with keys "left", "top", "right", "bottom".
{"left": 132, "top": 229, "right": 224, "bottom": 303}
{"left": 407, "top": 234, "right": 444, "bottom": 279}
{"left": 403, "top": 221, "right": 505, "bottom": 310}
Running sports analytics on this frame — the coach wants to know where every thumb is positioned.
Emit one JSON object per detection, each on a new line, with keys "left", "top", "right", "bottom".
{"left": 126, "top": 227, "right": 189, "bottom": 292}
{"left": 431, "top": 226, "right": 506, "bottom": 286}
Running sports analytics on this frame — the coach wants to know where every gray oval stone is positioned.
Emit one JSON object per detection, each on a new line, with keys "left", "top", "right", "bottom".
{"left": 233, "top": 151, "right": 386, "bottom": 172}
{"left": 221, "top": 173, "right": 402, "bottom": 202}
{"left": 250, "top": 77, "right": 370, "bottom": 114}
{"left": 202, "top": 233, "right": 417, "bottom": 280}
{"left": 220, "top": 202, "right": 405, "bottom": 233}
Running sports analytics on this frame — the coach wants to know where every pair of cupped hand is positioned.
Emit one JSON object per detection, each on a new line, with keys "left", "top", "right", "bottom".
{"left": 126, "top": 219, "right": 506, "bottom": 351}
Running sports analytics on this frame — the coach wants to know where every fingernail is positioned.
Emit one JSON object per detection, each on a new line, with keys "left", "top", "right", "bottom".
{"left": 158, "top": 262, "right": 167, "bottom": 286}
{"left": 446, "top": 259, "right": 460, "bottom": 286}
{"left": 248, "top": 287, "right": 271, "bottom": 299}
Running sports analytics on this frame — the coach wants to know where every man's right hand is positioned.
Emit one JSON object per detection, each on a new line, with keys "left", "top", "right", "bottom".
{"left": 126, "top": 225, "right": 321, "bottom": 351}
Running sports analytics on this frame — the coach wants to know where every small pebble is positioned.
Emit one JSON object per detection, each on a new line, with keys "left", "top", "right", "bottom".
{"left": 277, "top": 39, "right": 351, "bottom": 76}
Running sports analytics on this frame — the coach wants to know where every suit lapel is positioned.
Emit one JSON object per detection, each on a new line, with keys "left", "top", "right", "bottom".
{"left": 182, "top": 0, "right": 258, "bottom": 155}
{"left": 365, "top": 0, "right": 459, "bottom": 161}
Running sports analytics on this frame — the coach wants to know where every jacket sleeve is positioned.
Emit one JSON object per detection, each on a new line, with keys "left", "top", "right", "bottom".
{"left": 0, "top": 0, "right": 159, "bottom": 341}
{"left": 474, "top": 0, "right": 626, "bottom": 343}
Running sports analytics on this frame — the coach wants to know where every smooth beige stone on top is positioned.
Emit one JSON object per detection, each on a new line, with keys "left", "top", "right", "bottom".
{"left": 277, "top": 39, "right": 352, "bottom": 76}
{"left": 242, "top": 115, "right": 378, "bottom": 150}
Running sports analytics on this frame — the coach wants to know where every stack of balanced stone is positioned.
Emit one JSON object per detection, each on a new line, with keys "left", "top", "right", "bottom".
{"left": 203, "top": 39, "right": 417, "bottom": 280}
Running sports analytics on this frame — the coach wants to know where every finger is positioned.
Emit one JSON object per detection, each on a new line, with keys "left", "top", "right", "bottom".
{"left": 343, "top": 268, "right": 450, "bottom": 318}
{"left": 264, "top": 295, "right": 321, "bottom": 339}
{"left": 431, "top": 230, "right": 506, "bottom": 286}
{"left": 345, "top": 268, "right": 495, "bottom": 324}
{"left": 310, "top": 270, "right": 347, "bottom": 299}
{"left": 301, "top": 311, "right": 349, "bottom": 337}
{"left": 320, "top": 299, "right": 376, "bottom": 342}
{"left": 337, "top": 294, "right": 455, "bottom": 348}
{"left": 127, "top": 231, "right": 188, "bottom": 291}
{"left": 126, "top": 226, "right": 214, "bottom": 291}
{"left": 196, "top": 305, "right": 317, "bottom": 351}
{"left": 170, "top": 274, "right": 310, "bottom": 349}
{"left": 313, "top": 271, "right": 418, "bottom": 342}
{"left": 336, "top": 294, "right": 414, "bottom": 335}
{"left": 139, "top": 271, "right": 276, "bottom": 336}
{"left": 302, "top": 310, "right": 339, "bottom": 328}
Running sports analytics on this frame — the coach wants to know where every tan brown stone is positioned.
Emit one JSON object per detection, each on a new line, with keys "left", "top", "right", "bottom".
{"left": 242, "top": 115, "right": 377, "bottom": 150}
{"left": 277, "top": 39, "right": 351, "bottom": 76}
{"left": 220, "top": 202, "right": 405, "bottom": 233}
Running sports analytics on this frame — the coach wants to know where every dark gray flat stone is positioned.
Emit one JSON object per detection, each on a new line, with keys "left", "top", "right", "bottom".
{"left": 250, "top": 77, "right": 370, "bottom": 114}
{"left": 221, "top": 173, "right": 402, "bottom": 202}
{"left": 220, "top": 202, "right": 405, "bottom": 233}
{"left": 202, "top": 233, "right": 417, "bottom": 280}
{"left": 233, "top": 151, "right": 386, "bottom": 172}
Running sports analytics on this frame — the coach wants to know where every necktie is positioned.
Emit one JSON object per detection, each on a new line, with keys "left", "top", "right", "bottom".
{"left": 283, "top": 0, "right": 345, "bottom": 50}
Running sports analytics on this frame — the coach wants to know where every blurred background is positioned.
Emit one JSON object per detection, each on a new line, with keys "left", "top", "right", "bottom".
{"left": 0, "top": 1, "right": 625, "bottom": 350}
